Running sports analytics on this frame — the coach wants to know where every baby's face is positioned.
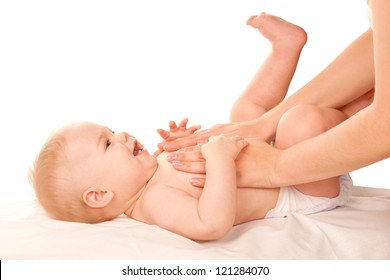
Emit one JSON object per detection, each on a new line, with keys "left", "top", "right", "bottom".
{"left": 62, "top": 122, "right": 157, "bottom": 204}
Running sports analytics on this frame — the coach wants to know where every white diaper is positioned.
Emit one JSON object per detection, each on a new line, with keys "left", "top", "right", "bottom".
{"left": 265, "top": 174, "right": 353, "bottom": 219}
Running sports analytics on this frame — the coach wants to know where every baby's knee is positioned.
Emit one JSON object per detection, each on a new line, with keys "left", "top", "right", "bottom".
{"left": 275, "top": 105, "right": 329, "bottom": 148}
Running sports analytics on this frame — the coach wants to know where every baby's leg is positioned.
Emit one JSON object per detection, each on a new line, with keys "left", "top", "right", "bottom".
{"left": 230, "top": 13, "right": 307, "bottom": 122}
{"left": 274, "top": 104, "right": 348, "bottom": 198}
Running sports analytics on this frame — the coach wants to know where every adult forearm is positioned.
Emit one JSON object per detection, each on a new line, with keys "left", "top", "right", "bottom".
{"left": 236, "top": 104, "right": 390, "bottom": 188}
{"left": 255, "top": 29, "right": 375, "bottom": 141}
{"left": 161, "top": 29, "right": 374, "bottom": 152}
{"left": 273, "top": 105, "right": 390, "bottom": 186}
{"left": 273, "top": 0, "right": 390, "bottom": 187}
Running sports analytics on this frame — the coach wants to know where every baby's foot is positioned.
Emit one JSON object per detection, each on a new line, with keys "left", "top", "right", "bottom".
{"left": 247, "top": 12, "right": 307, "bottom": 51}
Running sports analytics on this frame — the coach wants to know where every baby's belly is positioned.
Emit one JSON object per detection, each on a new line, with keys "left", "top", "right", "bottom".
{"left": 235, "top": 188, "right": 280, "bottom": 225}
{"left": 157, "top": 153, "right": 279, "bottom": 225}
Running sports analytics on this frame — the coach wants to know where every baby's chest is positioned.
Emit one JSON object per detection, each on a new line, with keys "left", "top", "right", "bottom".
{"left": 154, "top": 156, "right": 204, "bottom": 198}
{"left": 132, "top": 158, "right": 203, "bottom": 221}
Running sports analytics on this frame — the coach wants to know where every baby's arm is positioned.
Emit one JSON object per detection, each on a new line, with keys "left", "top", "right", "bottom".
{"left": 196, "top": 135, "right": 248, "bottom": 238}
{"left": 142, "top": 135, "right": 247, "bottom": 240}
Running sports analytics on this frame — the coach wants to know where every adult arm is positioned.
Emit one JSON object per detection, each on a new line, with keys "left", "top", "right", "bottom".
{"left": 159, "top": 28, "right": 375, "bottom": 151}
{"left": 239, "top": 0, "right": 390, "bottom": 187}
{"left": 166, "top": 28, "right": 377, "bottom": 187}
{"left": 165, "top": 2, "right": 390, "bottom": 189}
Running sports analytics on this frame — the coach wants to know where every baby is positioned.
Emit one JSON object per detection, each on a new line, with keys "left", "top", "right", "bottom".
{"left": 30, "top": 13, "right": 352, "bottom": 241}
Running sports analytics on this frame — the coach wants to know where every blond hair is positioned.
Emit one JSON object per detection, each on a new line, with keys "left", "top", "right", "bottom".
{"left": 29, "top": 128, "right": 110, "bottom": 223}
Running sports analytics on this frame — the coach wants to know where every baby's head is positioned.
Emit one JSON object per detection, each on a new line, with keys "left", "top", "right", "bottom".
{"left": 30, "top": 122, "right": 157, "bottom": 223}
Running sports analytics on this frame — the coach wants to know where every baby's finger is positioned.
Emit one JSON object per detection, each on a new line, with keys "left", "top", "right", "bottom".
{"left": 188, "top": 125, "right": 201, "bottom": 134}
{"left": 154, "top": 149, "right": 164, "bottom": 157}
{"left": 169, "top": 121, "right": 178, "bottom": 130}
{"left": 157, "top": 128, "right": 170, "bottom": 139}
{"left": 178, "top": 118, "right": 189, "bottom": 128}
{"left": 238, "top": 139, "right": 248, "bottom": 148}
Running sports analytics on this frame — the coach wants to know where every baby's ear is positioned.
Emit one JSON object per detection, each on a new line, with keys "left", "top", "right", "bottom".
{"left": 82, "top": 188, "right": 114, "bottom": 208}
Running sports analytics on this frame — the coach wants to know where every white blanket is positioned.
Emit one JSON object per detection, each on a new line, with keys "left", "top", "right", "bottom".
{"left": 1, "top": 186, "right": 389, "bottom": 259}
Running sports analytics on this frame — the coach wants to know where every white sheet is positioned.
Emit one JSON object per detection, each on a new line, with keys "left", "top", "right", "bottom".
{"left": 1, "top": 186, "right": 389, "bottom": 259}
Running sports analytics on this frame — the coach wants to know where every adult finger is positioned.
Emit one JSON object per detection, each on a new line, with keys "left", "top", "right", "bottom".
{"left": 158, "top": 127, "right": 217, "bottom": 151}
{"left": 189, "top": 177, "right": 206, "bottom": 188}
{"left": 167, "top": 146, "right": 203, "bottom": 162}
{"left": 171, "top": 160, "right": 206, "bottom": 174}
{"left": 158, "top": 136, "right": 199, "bottom": 152}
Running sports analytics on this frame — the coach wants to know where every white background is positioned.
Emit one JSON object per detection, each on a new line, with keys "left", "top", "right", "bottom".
{"left": 0, "top": 0, "right": 387, "bottom": 203}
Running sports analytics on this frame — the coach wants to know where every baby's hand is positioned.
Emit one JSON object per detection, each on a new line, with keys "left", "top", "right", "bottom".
{"left": 201, "top": 135, "right": 248, "bottom": 160}
{"left": 155, "top": 118, "right": 201, "bottom": 156}
{"left": 157, "top": 118, "right": 201, "bottom": 142}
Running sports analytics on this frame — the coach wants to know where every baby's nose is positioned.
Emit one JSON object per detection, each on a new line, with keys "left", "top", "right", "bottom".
{"left": 115, "top": 132, "right": 127, "bottom": 143}
{"left": 118, "top": 132, "right": 134, "bottom": 143}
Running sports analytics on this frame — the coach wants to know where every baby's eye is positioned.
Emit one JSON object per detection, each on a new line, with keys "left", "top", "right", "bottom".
{"left": 106, "top": 139, "right": 112, "bottom": 148}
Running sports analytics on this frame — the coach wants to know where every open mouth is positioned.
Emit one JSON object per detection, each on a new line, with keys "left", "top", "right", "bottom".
{"left": 133, "top": 140, "right": 144, "bottom": 156}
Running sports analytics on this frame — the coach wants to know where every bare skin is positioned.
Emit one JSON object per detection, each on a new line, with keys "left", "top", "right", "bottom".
{"left": 130, "top": 14, "right": 346, "bottom": 239}
{"left": 55, "top": 14, "right": 321, "bottom": 241}
{"left": 164, "top": 14, "right": 346, "bottom": 198}
{"left": 160, "top": 4, "right": 382, "bottom": 188}
{"left": 232, "top": 13, "right": 344, "bottom": 197}
{"left": 231, "top": 13, "right": 307, "bottom": 122}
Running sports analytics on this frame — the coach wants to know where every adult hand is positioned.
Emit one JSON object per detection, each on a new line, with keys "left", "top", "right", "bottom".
{"left": 158, "top": 119, "right": 267, "bottom": 153}
{"left": 167, "top": 144, "right": 206, "bottom": 181}
{"left": 168, "top": 138, "right": 279, "bottom": 188}
{"left": 234, "top": 139, "right": 279, "bottom": 188}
